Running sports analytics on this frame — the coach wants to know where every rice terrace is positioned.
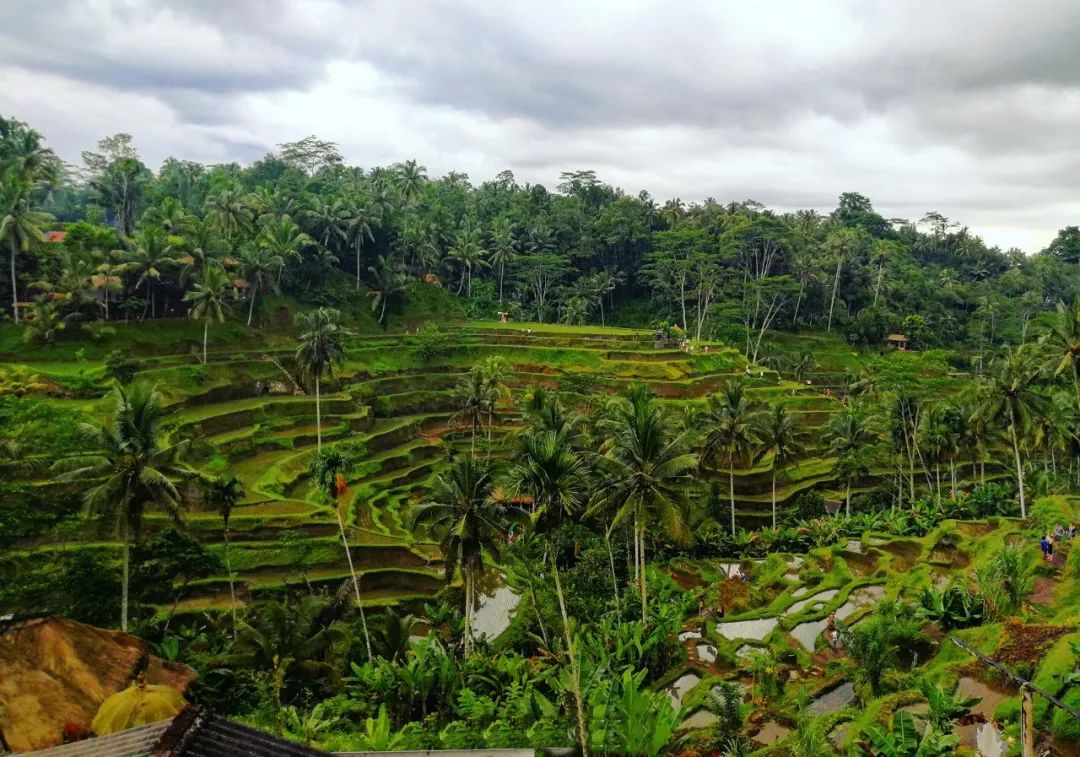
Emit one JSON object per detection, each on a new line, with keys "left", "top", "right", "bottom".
{"left": 5, "top": 21, "right": 1080, "bottom": 753}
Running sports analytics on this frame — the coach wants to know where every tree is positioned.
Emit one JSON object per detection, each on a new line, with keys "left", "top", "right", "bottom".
{"left": 1043, "top": 299, "right": 1080, "bottom": 418}
{"left": 344, "top": 199, "right": 377, "bottom": 289}
{"left": 309, "top": 446, "right": 372, "bottom": 661}
{"left": 203, "top": 476, "right": 244, "bottom": 639}
{"left": 182, "top": 264, "right": 232, "bottom": 364}
{"left": 488, "top": 217, "right": 517, "bottom": 307}
{"left": 701, "top": 380, "right": 761, "bottom": 536}
{"left": 826, "top": 406, "right": 879, "bottom": 516}
{"left": 590, "top": 386, "right": 696, "bottom": 622}
{"left": 754, "top": 404, "right": 808, "bottom": 528}
{"left": 411, "top": 454, "right": 504, "bottom": 654}
{"left": 976, "top": 346, "right": 1045, "bottom": 518}
{"left": 52, "top": 385, "right": 190, "bottom": 631}
{"left": 393, "top": 160, "right": 428, "bottom": 205}
{"left": 447, "top": 224, "right": 488, "bottom": 298}
{"left": 451, "top": 364, "right": 494, "bottom": 454}
{"left": 238, "top": 244, "right": 283, "bottom": 326}
{"left": 295, "top": 308, "right": 346, "bottom": 452}
{"left": 1, "top": 178, "right": 51, "bottom": 323}
{"left": 120, "top": 227, "right": 176, "bottom": 319}
{"left": 259, "top": 215, "right": 314, "bottom": 283}
{"left": 91, "top": 157, "right": 151, "bottom": 236}
{"left": 367, "top": 255, "right": 407, "bottom": 327}
{"left": 204, "top": 184, "right": 252, "bottom": 242}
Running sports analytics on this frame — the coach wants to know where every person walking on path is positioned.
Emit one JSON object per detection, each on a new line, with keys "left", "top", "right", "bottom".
{"left": 1041, "top": 533, "right": 1051, "bottom": 562}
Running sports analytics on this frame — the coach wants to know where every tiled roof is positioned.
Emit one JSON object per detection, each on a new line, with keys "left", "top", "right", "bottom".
{"left": 24, "top": 709, "right": 329, "bottom": 757}
{"left": 23, "top": 719, "right": 172, "bottom": 756}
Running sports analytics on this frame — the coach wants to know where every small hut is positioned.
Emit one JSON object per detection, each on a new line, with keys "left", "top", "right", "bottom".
{"left": 886, "top": 333, "right": 909, "bottom": 351}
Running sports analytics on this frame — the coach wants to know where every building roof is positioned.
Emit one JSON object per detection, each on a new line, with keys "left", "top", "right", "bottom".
{"left": 25, "top": 708, "right": 330, "bottom": 757}
{"left": 45, "top": 230, "right": 67, "bottom": 243}
{"left": 886, "top": 333, "right": 908, "bottom": 342}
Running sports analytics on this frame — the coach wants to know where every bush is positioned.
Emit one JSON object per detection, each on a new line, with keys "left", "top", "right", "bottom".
{"left": 413, "top": 323, "right": 451, "bottom": 361}
{"left": 105, "top": 349, "right": 139, "bottom": 384}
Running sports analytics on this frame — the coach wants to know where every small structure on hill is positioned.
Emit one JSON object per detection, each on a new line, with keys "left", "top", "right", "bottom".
{"left": 886, "top": 333, "right": 909, "bottom": 351}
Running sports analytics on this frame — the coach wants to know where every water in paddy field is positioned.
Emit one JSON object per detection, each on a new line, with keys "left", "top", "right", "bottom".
{"left": 806, "top": 681, "right": 855, "bottom": 715}
{"left": 714, "top": 617, "right": 778, "bottom": 641}
{"left": 666, "top": 673, "right": 702, "bottom": 708}
{"left": 471, "top": 584, "right": 519, "bottom": 640}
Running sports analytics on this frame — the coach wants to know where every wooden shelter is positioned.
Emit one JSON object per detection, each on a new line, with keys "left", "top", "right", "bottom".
{"left": 886, "top": 333, "right": 909, "bottom": 351}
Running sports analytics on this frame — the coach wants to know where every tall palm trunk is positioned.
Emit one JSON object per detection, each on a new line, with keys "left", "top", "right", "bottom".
{"left": 356, "top": 244, "right": 362, "bottom": 290}
{"left": 729, "top": 460, "right": 736, "bottom": 537}
{"left": 826, "top": 254, "right": 843, "bottom": 332}
{"left": 845, "top": 480, "right": 851, "bottom": 517}
{"left": 498, "top": 262, "right": 505, "bottom": 307}
{"left": 1008, "top": 405, "right": 1027, "bottom": 518}
{"left": 551, "top": 548, "right": 589, "bottom": 756}
{"left": 315, "top": 375, "right": 322, "bottom": 451}
{"left": 247, "top": 286, "right": 257, "bottom": 326}
{"left": 336, "top": 500, "right": 372, "bottom": 659}
{"left": 202, "top": 320, "right": 209, "bottom": 364}
{"left": 605, "top": 529, "right": 620, "bottom": 610}
{"left": 9, "top": 236, "right": 19, "bottom": 324}
{"left": 638, "top": 519, "right": 647, "bottom": 624}
{"left": 464, "top": 570, "right": 474, "bottom": 655}
{"left": 120, "top": 526, "right": 130, "bottom": 632}
{"left": 771, "top": 468, "right": 778, "bottom": 529}
{"left": 223, "top": 528, "right": 238, "bottom": 640}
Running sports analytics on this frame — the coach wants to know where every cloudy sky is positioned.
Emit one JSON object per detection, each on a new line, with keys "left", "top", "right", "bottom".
{"left": 2, "top": 0, "right": 1078, "bottom": 251}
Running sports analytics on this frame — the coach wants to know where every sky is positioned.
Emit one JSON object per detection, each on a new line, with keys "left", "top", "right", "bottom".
{"left": 2, "top": 0, "right": 1079, "bottom": 252}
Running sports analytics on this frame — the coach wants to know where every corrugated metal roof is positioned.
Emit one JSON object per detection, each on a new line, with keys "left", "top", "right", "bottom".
{"left": 24, "top": 718, "right": 172, "bottom": 756}
{"left": 180, "top": 716, "right": 327, "bottom": 757}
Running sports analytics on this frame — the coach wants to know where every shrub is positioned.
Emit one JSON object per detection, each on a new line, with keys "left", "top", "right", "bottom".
{"left": 105, "top": 349, "right": 139, "bottom": 384}
{"left": 413, "top": 323, "right": 451, "bottom": 361}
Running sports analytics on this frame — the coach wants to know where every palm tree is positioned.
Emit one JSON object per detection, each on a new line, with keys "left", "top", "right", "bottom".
{"left": 367, "top": 255, "right": 407, "bottom": 327}
{"left": 204, "top": 184, "right": 253, "bottom": 242}
{"left": 451, "top": 365, "right": 493, "bottom": 454}
{"left": 488, "top": 217, "right": 516, "bottom": 307}
{"left": 1043, "top": 299, "right": 1080, "bottom": 417}
{"left": 447, "top": 224, "right": 488, "bottom": 297}
{"left": 182, "top": 264, "right": 232, "bottom": 364}
{"left": 589, "top": 386, "right": 697, "bottom": 622}
{"left": 701, "top": 380, "right": 761, "bottom": 536}
{"left": 306, "top": 197, "right": 349, "bottom": 252}
{"left": 345, "top": 200, "right": 377, "bottom": 289}
{"left": 826, "top": 406, "right": 879, "bottom": 516}
{"left": 310, "top": 446, "right": 372, "bottom": 661}
{"left": 203, "top": 476, "right": 244, "bottom": 639}
{"left": 238, "top": 244, "right": 283, "bottom": 326}
{"left": 480, "top": 356, "right": 511, "bottom": 441}
{"left": 976, "top": 346, "right": 1045, "bottom": 518}
{"left": 259, "top": 215, "right": 314, "bottom": 283}
{"left": 120, "top": 226, "right": 176, "bottom": 319}
{"left": 754, "top": 404, "right": 808, "bottom": 528}
{"left": 177, "top": 216, "right": 224, "bottom": 286}
{"left": 411, "top": 454, "right": 504, "bottom": 654}
{"left": 1, "top": 178, "right": 52, "bottom": 323}
{"left": 295, "top": 307, "right": 346, "bottom": 451}
{"left": 393, "top": 160, "right": 428, "bottom": 205}
{"left": 52, "top": 385, "right": 190, "bottom": 631}
{"left": 920, "top": 403, "right": 959, "bottom": 498}
{"left": 590, "top": 270, "right": 617, "bottom": 326}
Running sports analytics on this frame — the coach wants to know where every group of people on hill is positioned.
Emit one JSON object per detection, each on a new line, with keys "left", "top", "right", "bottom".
{"left": 1041, "top": 524, "right": 1076, "bottom": 562}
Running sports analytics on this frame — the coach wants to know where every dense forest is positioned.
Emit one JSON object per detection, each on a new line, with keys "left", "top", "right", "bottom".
{"left": 4, "top": 115, "right": 1079, "bottom": 355}
{"left": 5, "top": 113, "right": 1080, "bottom": 756}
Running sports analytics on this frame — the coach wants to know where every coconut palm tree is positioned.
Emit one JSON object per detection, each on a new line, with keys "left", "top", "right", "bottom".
{"left": 590, "top": 270, "right": 617, "bottom": 326}
{"left": 481, "top": 356, "right": 511, "bottom": 442}
{"left": 701, "top": 380, "right": 761, "bottom": 536}
{"left": 452, "top": 367, "right": 490, "bottom": 454}
{"left": 1, "top": 178, "right": 51, "bottom": 323}
{"left": 204, "top": 184, "right": 253, "bottom": 242}
{"left": 826, "top": 406, "right": 880, "bottom": 516}
{"left": 1043, "top": 299, "right": 1080, "bottom": 417}
{"left": 182, "top": 264, "right": 232, "bottom": 364}
{"left": 589, "top": 385, "right": 697, "bottom": 622}
{"left": 306, "top": 197, "right": 349, "bottom": 252}
{"left": 345, "top": 200, "right": 377, "bottom": 289}
{"left": 754, "top": 404, "right": 808, "bottom": 528}
{"left": 52, "top": 385, "right": 190, "bottom": 631}
{"left": 259, "top": 215, "right": 314, "bottom": 283}
{"left": 976, "top": 346, "right": 1046, "bottom": 518}
{"left": 177, "top": 216, "right": 225, "bottom": 286}
{"left": 488, "top": 217, "right": 516, "bottom": 307}
{"left": 295, "top": 307, "right": 346, "bottom": 451}
{"left": 367, "top": 255, "right": 407, "bottom": 328}
{"left": 309, "top": 446, "right": 372, "bottom": 661}
{"left": 411, "top": 454, "right": 504, "bottom": 655}
{"left": 393, "top": 160, "right": 428, "bottom": 205}
{"left": 238, "top": 244, "right": 283, "bottom": 326}
{"left": 120, "top": 226, "right": 176, "bottom": 319}
{"left": 447, "top": 224, "right": 488, "bottom": 297}
{"left": 203, "top": 475, "right": 244, "bottom": 639}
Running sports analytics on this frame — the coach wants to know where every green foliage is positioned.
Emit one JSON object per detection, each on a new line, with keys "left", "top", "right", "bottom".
{"left": 864, "top": 711, "right": 958, "bottom": 756}
{"left": 412, "top": 322, "right": 451, "bottom": 361}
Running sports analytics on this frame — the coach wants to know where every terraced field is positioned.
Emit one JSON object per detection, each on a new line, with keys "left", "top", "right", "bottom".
{"left": 10, "top": 321, "right": 991, "bottom": 618}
